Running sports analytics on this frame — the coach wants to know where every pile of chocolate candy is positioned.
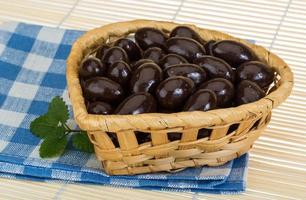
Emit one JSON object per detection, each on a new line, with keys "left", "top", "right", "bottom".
{"left": 79, "top": 26, "right": 275, "bottom": 115}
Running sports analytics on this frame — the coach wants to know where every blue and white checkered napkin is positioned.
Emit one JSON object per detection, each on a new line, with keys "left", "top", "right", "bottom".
{"left": 0, "top": 22, "right": 248, "bottom": 194}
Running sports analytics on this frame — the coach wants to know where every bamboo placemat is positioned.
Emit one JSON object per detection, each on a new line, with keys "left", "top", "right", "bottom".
{"left": 0, "top": 0, "right": 305, "bottom": 199}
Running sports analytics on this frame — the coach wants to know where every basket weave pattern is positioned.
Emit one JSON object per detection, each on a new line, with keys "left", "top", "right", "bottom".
{"left": 66, "top": 20, "right": 293, "bottom": 175}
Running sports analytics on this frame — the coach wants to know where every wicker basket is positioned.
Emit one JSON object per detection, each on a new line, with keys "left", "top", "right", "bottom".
{"left": 66, "top": 20, "right": 293, "bottom": 175}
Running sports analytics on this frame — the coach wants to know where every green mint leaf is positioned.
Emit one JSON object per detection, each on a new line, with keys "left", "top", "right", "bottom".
{"left": 48, "top": 96, "right": 69, "bottom": 123}
{"left": 72, "top": 132, "right": 94, "bottom": 153}
{"left": 30, "top": 115, "right": 65, "bottom": 139}
{"left": 39, "top": 136, "right": 68, "bottom": 158}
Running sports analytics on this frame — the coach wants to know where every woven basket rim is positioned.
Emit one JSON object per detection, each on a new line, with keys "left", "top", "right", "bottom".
{"left": 66, "top": 19, "right": 293, "bottom": 132}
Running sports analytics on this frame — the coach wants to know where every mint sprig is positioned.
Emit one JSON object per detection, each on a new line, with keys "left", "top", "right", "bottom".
{"left": 30, "top": 96, "right": 94, "bottom": 158}
{"left": 39, "top": 136, "right": 68, "bottom": 158}
{"left": 72, "top": 131, "right": 94, "bottom": 153}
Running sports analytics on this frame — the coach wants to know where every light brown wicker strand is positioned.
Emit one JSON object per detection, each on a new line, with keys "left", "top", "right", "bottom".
{"left": 90, "top": 106, "right": 269, "bottom": 175}
{"left": 66, "top": 20, "right": 293, "bottom": 175}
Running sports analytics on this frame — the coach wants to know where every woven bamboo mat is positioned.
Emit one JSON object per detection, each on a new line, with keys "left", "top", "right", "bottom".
{"left": 0, "top": 0, "right": 305, "bottom": 199}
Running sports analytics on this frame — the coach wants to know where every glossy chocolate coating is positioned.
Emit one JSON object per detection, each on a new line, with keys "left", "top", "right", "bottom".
{"left": 131, "top": 59, "right": 154, "bottom": 71}
{"left": 87, "top": 101, "right": 113, "bottom": 115}
{"left": 236, "top": 61, "right": 274, "bottom": 88}
{"left": 79, "top": 57, "right": 106, "bottom": 78}
{"left": 107, "top": 61, "right": 131, "bottom": 86}
{"left": 170, "top": 26, "right": 204, "bottom": 44}
{"left": 143, "top": 47, "right": 165, "bottom": 64}
{"left": 156, "top": 76, "right": 195, "bottom": 110}
{"left": 160, "top": 54, "right": 188, "bottom": 70}
{"left": 115, "top": 92, "right": 157, "bottom": 115}
{"left": 95, "top": 45, "right": 110, "bottom": 60}
{"left": 135, "top": 27, "right": 167, "bottom": 50}
{"left": 235, "top": 80, "right": 265, "bottom": 105}
{"left": 184, "top": 89, "right": 217, "bottom": 111}
{"left": 130, "top": 63, "right": 162, "bottom": 94}
{"left": 166, "top": 37, "right": 206, "bottom": 62}
{"left": 211, "top": 40, "right": 257, "bottom": 68}
{"left": 114, "top": 38, "right": 142, "bottom": 62}
{"left": 164, "top": 64, "right": 207, "bottom": 86}
{"left": 199, "top": 78, "right": 234, "bottom": 107}
{"left": 193, "top": 56, "right": 235, "bottom": 82}
{"left": 102, "top": 46, "right": 129, "bottom": 67}
{"left": 84, "top": 77, "right": 124, "bottom": 103}
{"left": 204, "top": 40, "right": 216, "bottom": 55}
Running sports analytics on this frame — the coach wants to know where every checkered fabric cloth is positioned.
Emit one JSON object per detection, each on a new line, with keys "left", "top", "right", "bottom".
{"left": 0, "top": 22, "right": 248, "bottom": 194}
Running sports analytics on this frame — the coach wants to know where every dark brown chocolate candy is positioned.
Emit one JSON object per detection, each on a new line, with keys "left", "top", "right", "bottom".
{"left": 164, "top": 64, "right": 207, "bottom": 86}
{"left": 79, "top": 57, "right": 106, "bottom": 78}
{"left": 160, "top": 54, "right": 188, "bottom": 69}
{"left": 156, "top": 76, "right": 195, "bottom": 110}
{"left": 78, "top": 26, "right": 276, "bottom": 116}
{"left": 130, "top": 63, "right": 163, "bottom": 94}
{"left": 199, "top": 78, "right": 234, "bottom": 107}
{"left": 236, "top": 61, "right": 274, "bottom": 88}
{"left": 170, "top": 26, "right": 204, "bottom": 44}
{"left": 114, "top": 38, "right": 142, "bottom": 62}
{"left": 211, "top": 40, "right": 257, "bottom": 68}
{"left": 131, "top": 59, "right": 154, "bottom": 71}
{"left": 115, "top": 92, "right": 157, "bottom": 115}
{"left": 84, "top": 77, "right": 124, "bottom": 103}
{"left": 235, "top": 80, "right": 265, "bottom": 105}
{"left": 143, "top": 47, "right": 165, "bottom": 64}
{"left": 193, "top": 56, "right": 235, "bottom": 82}
{"left": 135, "top": 27, "right": 167, "bottom": 50}
{"left": 107, "top": 61, "right": 131, "bottom": 86}
{"left": 87, "top": 101, "right": 113, "bottom": 115}
{"left": 166, "top": 37, "right": 206, "bottom": 62}
{"left": 95, "top": 45, "right": 110, "bottom": 60}
{"left": 203, "top": 40, "right": 216, "bottom": 55}
{"left": 184, "top": 89, "right": 217, "bottom": 111}
{"left": 102, "top": 46, "right": 129, "bottom": 67}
